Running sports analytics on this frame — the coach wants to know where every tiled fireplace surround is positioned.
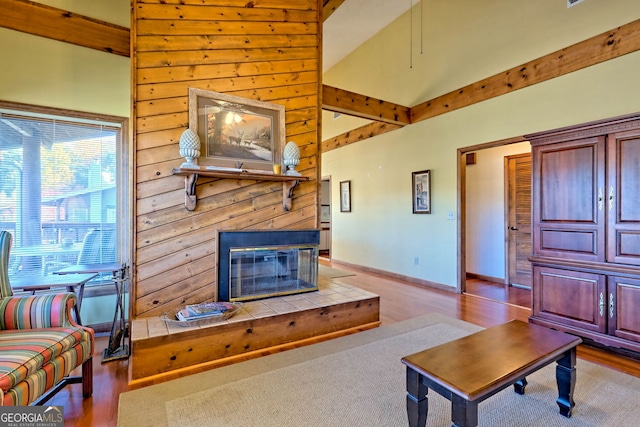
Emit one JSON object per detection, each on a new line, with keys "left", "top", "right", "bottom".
{"left": 128, "top": 231, "right": 380, "bottom": 386}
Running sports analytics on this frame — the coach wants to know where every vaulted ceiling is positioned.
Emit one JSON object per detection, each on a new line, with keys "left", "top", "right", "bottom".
{"left": 2, "top": 0, "right": 640, "bottom": 152}
{"left": 322, "top": 0, "right": 412, "bottom": 72}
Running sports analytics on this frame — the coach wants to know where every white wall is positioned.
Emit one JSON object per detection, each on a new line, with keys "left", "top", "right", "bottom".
{"left": 465, "top": 143, "right": 531, "bottom": 281}
{"left": 1, "top": 0, "right": 131, "bottom": 325}
{"left": 30, "top": 0, "right": 130, "bottom": 27}
{"left": 322, "top": 0, "right": 640, "bottom": 289}
{"left": 0, "top": 0, "right": 130, "bottom": 116}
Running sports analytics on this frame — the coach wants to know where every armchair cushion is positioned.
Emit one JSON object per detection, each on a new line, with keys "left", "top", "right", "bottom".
{"left": 0, "top": 292, "right": 94, "bottom": 405}
{"left": 0, "top": 230, "right": 94, "bottom": 405}
{"left": 0, "top": 293, "right": 77, "bottom": 330}
{"left": 0, "top": 327, "right": 92, "bottom": 396}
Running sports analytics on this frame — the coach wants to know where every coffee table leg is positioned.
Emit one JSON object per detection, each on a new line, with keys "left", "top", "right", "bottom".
{"left": 406, "top": 368, "right": 428, "bottom": 427}
{"left": 514, "top": 377, "right": 528, "bottom": 395}
{"left": 555, "top": 347, "right": 577, "bottom": 418}
{"left": 451, "top": 394, "right": 478, "bottom": 427}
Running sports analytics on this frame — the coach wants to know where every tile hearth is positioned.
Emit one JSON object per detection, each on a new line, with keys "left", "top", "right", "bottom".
{"left": 231, "top": 280, "right": 377, "bottom": 320}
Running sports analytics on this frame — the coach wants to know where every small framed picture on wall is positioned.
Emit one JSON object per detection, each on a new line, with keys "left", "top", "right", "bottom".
{"left": 412, "top": 170, "right": 431, "bottom": 214}
{"left": 340, "top": 180, "right": 351, "bottom": 212}
{"left": 321, "top": 205, "right": 331, "bottom": 221}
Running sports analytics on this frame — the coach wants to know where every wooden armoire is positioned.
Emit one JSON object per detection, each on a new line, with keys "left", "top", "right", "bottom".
{"left": 527, "top": 113, "right": 640, "bottom": 355}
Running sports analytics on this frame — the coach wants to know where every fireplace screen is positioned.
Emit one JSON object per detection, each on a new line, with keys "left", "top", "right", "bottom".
{"left": 229, "top": 245, "right": 318, "bottom": 301}
{"left": 218, "top": 229, "right": 320, "bottom": 302}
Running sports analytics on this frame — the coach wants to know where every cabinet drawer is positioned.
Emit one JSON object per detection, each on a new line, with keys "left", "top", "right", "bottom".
{"left": 533, "top": 265, "right": 606, "bottom": 333}
{"left": 537, "top": 227, "right": 601, "bottom": 259}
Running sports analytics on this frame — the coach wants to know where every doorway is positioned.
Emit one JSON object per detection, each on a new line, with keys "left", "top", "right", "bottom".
{"left": 460, "top": 139, "right": 532, "bottom": 308}
{"left": 320, "top": 177, "right": 331, "bottom": 259}
{"left": 506, "top": 153, "right": 532, "bottom": 289}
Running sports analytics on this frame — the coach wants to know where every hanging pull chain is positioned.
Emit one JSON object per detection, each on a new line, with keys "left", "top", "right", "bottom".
{"left": 410, "top": 0, "right": 424, "bottom": 68}
{"left": 420, "top": 0, "right": 424, "bottom": 55}
{"left": 409, "top": 0, "right": 413, "bottom": 68}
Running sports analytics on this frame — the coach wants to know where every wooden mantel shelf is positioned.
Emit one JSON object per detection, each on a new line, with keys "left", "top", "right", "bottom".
{"left": 172, "top": 167, "right": 309, "bottom": 211}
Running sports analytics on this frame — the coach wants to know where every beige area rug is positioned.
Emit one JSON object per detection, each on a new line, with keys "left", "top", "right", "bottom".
{"left": 118, "top": 313, "right": 640, "bottom": 427}
{"left": 317, "top": 264, "right": 355, "bottom": 279}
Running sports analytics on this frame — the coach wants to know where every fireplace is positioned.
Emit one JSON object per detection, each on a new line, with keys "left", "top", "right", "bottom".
{"left": 217, "top": 230, "right": 320, "bottom": 302}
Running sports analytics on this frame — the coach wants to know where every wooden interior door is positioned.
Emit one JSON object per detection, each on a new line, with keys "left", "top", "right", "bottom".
{"left": 506, "top": 153, "right": 532, "bottom": 288}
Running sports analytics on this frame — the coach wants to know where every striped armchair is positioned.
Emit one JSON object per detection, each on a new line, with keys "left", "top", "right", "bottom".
{"left": 0, "top": 231, "right": 93, "bottom": 406}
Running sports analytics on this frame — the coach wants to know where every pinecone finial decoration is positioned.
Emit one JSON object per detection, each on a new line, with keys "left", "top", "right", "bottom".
{"left": 283, "top": 141, "right": 301, "bottom": 176}
{"left": 179, "top": 128, "right": 201, "bottom": 168}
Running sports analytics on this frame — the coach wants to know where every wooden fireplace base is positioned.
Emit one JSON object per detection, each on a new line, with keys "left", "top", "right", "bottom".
{"left": 128, "top": 281, "right": 380, "bottom": 387}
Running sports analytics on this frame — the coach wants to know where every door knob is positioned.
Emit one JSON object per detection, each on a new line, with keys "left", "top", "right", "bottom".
{"left": 509, "top": 226, "right": 518, "bottom": 231}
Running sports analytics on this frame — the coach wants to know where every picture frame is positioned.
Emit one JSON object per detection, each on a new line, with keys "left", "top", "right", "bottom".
{"left": 412, "top": 170, "right": 431, "bottom": 214}
{"left": 321, "top": 205, "right": 331, "bottom": 222}
{"left": 340, "top": 180, "right": 351, "bottom": 212}
{"left": 188, "top": 87, "right": 285, "bottom": 171}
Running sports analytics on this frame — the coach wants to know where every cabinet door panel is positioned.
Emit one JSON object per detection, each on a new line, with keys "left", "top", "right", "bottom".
{"left": 533, "top": 137, "right": 605, "bottom": 261}
{"left": 607, "top": 131, "right": 640, "bottom": 265}
{"left": 609, "top": 276, "right": 640, "bottom": 343}
{"left": 539, "top": 229, "right": 597, "bottom": 254}
{"left": 533, "top": 265, "right": 606, "bottom": 333}
{"left": 540, "top": 145, "right": 595, "bottom": 221}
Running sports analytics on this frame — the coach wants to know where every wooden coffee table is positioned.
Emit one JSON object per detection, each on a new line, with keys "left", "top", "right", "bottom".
{"left": 401, "top": 320, "right": 582, "bottom": 427}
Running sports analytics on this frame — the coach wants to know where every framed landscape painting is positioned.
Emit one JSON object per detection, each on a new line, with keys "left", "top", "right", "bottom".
{"left": 412, "top": 170, "right": 431, "bottom": 214}
{"left": 188, "top": 88, "right": 285, "bottom": 171}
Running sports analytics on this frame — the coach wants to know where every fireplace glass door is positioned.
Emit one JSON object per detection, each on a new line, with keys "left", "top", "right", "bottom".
{"left": 229, "top": 245, "right": 318, "bottom": 301}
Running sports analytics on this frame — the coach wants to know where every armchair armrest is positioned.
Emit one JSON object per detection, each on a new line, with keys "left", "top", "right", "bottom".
{"left": 0, "top": 293, "right": 79, "bottom": 330}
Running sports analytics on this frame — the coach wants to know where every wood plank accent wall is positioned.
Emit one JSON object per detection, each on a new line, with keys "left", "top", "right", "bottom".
{"left": 132, "top": 0, "right": 322, "bottom": 318}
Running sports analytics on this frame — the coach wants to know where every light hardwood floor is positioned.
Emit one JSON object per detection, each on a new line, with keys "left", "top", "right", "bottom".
{"left": 464, "top": 277, "right": 532, "bottom": 308}
{"left": 52, "top": 261, "right": 640, "bottom": 426}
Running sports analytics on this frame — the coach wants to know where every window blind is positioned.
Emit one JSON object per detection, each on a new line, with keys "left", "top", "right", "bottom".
{"left": 0, "top": 110, "right": 121, "bottom": 278}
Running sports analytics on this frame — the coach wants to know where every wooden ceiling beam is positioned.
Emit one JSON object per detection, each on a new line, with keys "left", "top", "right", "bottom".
{"left": 322, "top": 121, "right": 402, "bottom": 152}
{"left": 322, "top": 85, "right": 411, "bottom": 126}
{"left": 323, "top": 0, "right": 346, "bottom": 22}
{"left": 4, "top": 0, "right": 640, "bottom": 151}
{"left": 0, "top": 0, "right": 130, "bottom": 57}
{"left": 410, "top": 18, "right": 640, "bottom": 123}
{"left": 324, "top": 17, "right": 640, "bottom": 151}
{"left": 0, "top": 0, "right": 343, "bottom": 55}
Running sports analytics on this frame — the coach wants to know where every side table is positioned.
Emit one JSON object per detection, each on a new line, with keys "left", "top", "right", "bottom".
{"left": 55, "top": 263, "right": 129, "bottom": 362}
{"left": 11, "top": 273, "right": 98, "bottom": 325}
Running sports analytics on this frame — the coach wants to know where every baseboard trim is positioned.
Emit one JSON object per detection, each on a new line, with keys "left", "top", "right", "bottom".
{"left": 466, "top": 272, "right": 508, "bottom": 285}
{"left": 85, "top": 321, "right": 113, "bottom": 334}
{"left": 329, "top": 259, "right": 459, "bottom": 294}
